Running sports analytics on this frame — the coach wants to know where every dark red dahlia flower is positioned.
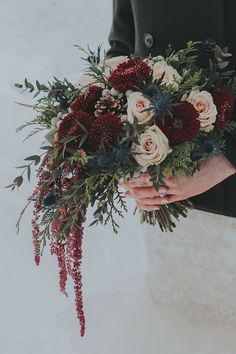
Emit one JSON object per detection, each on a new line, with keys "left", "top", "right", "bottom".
{"left": 108, "top": 58, "right": 152, "bottom": 92}
{"left": 57, "top": 111, "right": 93, "bottom": 150}
{"left": 70, "top": 85, "right": 103, "bottom": 114}
{"left": 157, "top": 101, "right": 200, "bottom": 145}
{"left": 88, "top": 113, "right": 123, "bottom": 152}
{"left": 211, "top": 87, "right": 235, "bottom": 130}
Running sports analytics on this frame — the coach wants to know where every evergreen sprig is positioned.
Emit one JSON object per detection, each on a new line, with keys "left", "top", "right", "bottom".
{"left": 162, "top": 142, "right": 196, "bottom": 177}
{"left": 166, "top": 41, "right": 202, "bottom": 71}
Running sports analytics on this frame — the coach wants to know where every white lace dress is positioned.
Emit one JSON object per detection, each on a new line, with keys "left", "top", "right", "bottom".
{"left": 143, "top": 208, "right": 236, "bottom": 353}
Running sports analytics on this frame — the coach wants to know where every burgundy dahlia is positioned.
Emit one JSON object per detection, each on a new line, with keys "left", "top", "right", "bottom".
{"left": 108, "top": 58, "right": 152, "bottom": 92}
{"left": 157, "top": 101, "right": 200, "bottom": 145}
{"left": 88, "top": 113, "right": 123, "bottom": 151}
{"left": 212, "top": 87, "right": 235, "bottom": 130}
{"left": 57, "top": 111, "right": 93, "bottom": 151}
{"left": 70, "top": 85, "right": 103, "bottom": 114}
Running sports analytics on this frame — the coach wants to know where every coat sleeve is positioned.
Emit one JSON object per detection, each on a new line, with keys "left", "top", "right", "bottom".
{"left": 105, "top": 0, "right": 135, "bottom": 59}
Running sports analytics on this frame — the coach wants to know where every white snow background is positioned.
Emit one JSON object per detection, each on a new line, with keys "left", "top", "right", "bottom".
{"left": 2, "top": 2, "right": 236, "bottom": 354}
{"left": 0, "top": 1, "right": 164, "bottom": 353}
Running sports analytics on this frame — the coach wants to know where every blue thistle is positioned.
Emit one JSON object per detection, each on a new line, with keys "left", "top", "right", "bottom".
{"left": 141, "top": 84, "right": 179, "bottom": 120}
{"left": 191, "top": 132, "right": 225, "bottom": 160}
{"left": 115, "top": 146, "right": 132, "bottom": 164}
{"left": 95, "top": 150, "right": 114, "bottom": 170}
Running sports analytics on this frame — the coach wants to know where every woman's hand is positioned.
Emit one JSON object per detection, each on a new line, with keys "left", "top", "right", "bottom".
{"left": 120, "top": 154, "right": 236, "bottom": 211}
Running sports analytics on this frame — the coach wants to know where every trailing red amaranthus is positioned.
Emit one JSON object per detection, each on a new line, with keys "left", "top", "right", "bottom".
{"left": 50, "top": 217, "right": 68, "bottom": 297}
{"left": 65, "top": 216, "right": 86, "bottom": 336}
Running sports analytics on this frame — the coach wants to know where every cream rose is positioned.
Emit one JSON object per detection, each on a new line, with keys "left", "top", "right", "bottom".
{"left": 76, "top": 74, "right": 104, "bottom": 91}
{"left": 153, "top": 60, "right": 182, "bottom": 89}
{"left": 76, "top": 56, "right": 128, "bottom": 90}
{"left": 186, "top": 89, "right": 217, "bottom": 130}
{"left": 101, "top": 55, "right": 129, "bottom": 72}
{"left": 127, "top": 92, "right": 155, "bottom": 125}
{"left": 132, "top": 125, "right": 172, "bottom": 170}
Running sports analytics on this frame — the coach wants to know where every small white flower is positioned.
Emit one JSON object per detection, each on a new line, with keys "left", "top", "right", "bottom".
{"left": 110, "top": 88, "right": 119, "bottom": 96}
{"left": 102, "top": 89, "right": 111, "bottom": 96}
{"left": 57, "top": 112, "right": 64, "bottom": 119}
{"left": 51, "top": 117, "right": 59, "bottom": 127}
{"left": 56, "top": 120, "right": 62, "bottom": 128}
{"left": 125, "top": 90, "right": 133, "bottom": 98}
{"left": 121, "top": 114, "right": 128, "bottom": 122}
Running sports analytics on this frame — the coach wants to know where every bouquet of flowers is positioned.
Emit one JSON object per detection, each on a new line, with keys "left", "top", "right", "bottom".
{"left": 8, "top": 41, "right": 236, "bottom": 336}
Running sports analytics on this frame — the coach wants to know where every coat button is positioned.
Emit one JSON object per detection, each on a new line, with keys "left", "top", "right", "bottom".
{"left": 203, "top": 37, "right": 217, "bottom": 52}
{"left": 143, "top": 33, "right": 154, "bottom": 48}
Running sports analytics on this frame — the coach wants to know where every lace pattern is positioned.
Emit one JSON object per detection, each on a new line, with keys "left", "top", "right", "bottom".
{"left": 143, "top": 209, "right": 236, "bottom": 324}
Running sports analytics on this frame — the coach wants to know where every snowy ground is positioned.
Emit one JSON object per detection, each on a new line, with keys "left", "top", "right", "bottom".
{"left": 2, "top": 1, "right": 236, "bottom": 354}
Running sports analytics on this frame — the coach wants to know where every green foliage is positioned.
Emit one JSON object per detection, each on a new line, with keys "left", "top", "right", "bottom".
{"left": 90, "top": 175, "right": 128, "bottom": 233}
{"left": 166, "top": 41, "right": 202, "bottom": 71}
{"left": 15, "top": 78, "right": 49, "bottom": 96}
{"left": 225, "top": 75, "right": 236, "bottom": 96}
{"left": 177, "top": 69, "right": 203, "bottom": 96}
{"left": 162, "top": 142, "right": 196, "bottom": 177}
{"left": 223, "top": 121, "right": 236, "bottom": 133}
{"left": 146, "top": 164, "right": 165, "bottom": 190}
{"left": 5, "top": 152, "right": 44, "bottom": 191}
{"left": 74, "top": 44, "right": 109, "bottom": 87}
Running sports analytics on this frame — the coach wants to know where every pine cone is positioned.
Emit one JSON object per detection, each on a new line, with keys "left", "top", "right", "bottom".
{"left": 94, "top": 95, "right": 126, "bottom": 117}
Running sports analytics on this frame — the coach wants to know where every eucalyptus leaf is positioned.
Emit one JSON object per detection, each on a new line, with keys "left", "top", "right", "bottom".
{"left": 33, "top": 91, "right": 40, "bottom": 99}
{"left": 44, "top": 129, "right": 57, "bottom": 145}
{"left": 14, "top": 176, "right": 23, "bottom": 187}
{"left": 15, "top": 165, "right": 29, "bottom": 169}
{"left": 40, "top": 145, "right": 54, "bottom": 151}
{"left": 60, "top": 136, "right": 76, "bottom": 143}
{"left": 24, "top": 155, "right": 40, "bottom": 162}
{"left": 15, "top": 83, "right": 23, "bottom": 89}
{"left": 36, "top": 80, "right": 41, "bottom": 90}
{"left": 78, "top": 134, "right": 88, "bottom": 148}
{"left": 27, "top": 166, "right": 31, "bottom": 182}
{"left": 77, "top": 121, "right": 87, "bottom": 133}
{"left": 5, "top": 183, "right": 16, "bottom": 189}
{"left": 40, "top": 84, "right": 49, "bottom": 91}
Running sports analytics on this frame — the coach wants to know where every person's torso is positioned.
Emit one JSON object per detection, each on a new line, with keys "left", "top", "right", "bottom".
{"left": 131, "top": 0, "right": 236, "bottom": 70}
{"left": 130, "top": 0, "right": 236, "bottom": 216}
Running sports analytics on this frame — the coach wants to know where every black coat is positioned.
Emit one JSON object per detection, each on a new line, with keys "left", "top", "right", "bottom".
{"left": 106, "top": 0, "right": 236, "bottom": 217}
